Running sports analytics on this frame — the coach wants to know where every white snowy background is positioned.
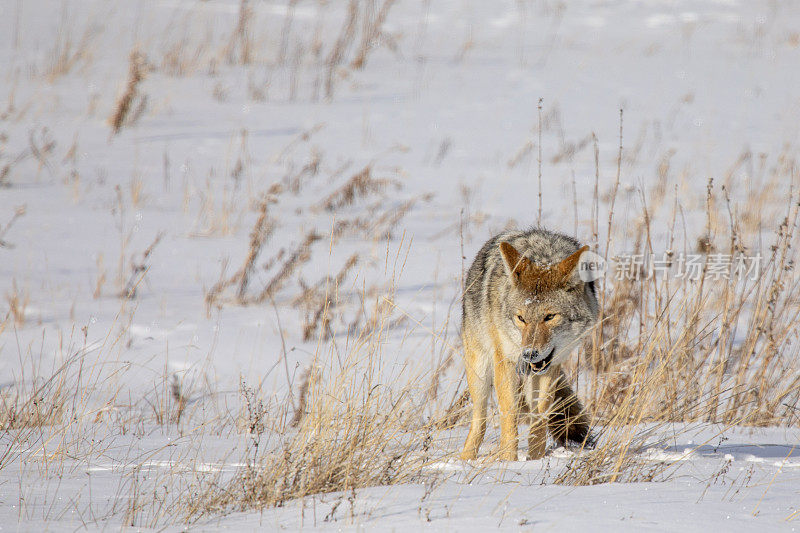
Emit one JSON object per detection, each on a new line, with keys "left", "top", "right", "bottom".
{"left": 1, "top": 0, "right": 799, "bottom": 530}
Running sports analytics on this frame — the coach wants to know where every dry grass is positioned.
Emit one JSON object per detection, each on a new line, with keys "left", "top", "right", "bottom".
{"left": 351, "top": 0, "right": 398, "bottom": 70}
{"left": 109, "top": 50, "right": 147, "bottom": 135}
{"left": 0, "top": 382, "right": 64, "bottom": 431}
{"left": 299, "top": 254, "right": 359, "bottom": 342}
{"left": 114, "top": 0, "right": 401, "bottom": 101}
{"left": 45, "top": 7, "right": 100, "bottom": 82}
{"left": 324, "top": 0, "right": 359, "bottom": 99}
{"left": 186, "top": 302, "right": 430, "bottom": 519}
{"left": 289, "top": 365, "right": 320, "bottom": 428}
{"left": 28, "top": 127, "right": 56, "bottom": 179}
{"left": 185, "top": 224, "right": 800, "bottom": 517}
{"left": 256, "top": 231, "right": 322, "bottom": 303}
{"left": 578, "top": 156, "right": 800, "bottom": 429}
{"left": 224, "top": 0, "right": 254, "bottom": 65}
{"left": 236, "top": 196, "right": 277, "bottom": 302}
{"left": 5, "top": 280, "right": 28, "bottom": 326}
{"left": 0, "top": 345, "right": 89, "bottom": 472}
{"left": 205, "top": 158, "right": 414, "bottom": 313}
{"left": 315, "top": 165, "right": 398, "bottom": 211}
{"left": 146, "top": 369, "right": 190, "bottom": 428}
{"left": 0, "top": 205, "right": 26, "bottom": 248}
{"left": 120, "top": 232, "right": 164, "bottom": 299}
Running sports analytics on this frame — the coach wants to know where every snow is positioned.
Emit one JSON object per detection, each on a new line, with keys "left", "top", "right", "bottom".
{"left": 1, "top": 0, "right": 799, "bottom": 529}
{"left": 4, "top": 425, "right": 797, "bottom": 530}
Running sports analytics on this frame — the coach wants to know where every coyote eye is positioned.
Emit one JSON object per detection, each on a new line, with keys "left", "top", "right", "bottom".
{"left": 543, "top": 313, "right": 556, "bottom": 322}
{"left": 516, "top": 315, "right": 526, "bottom": 324}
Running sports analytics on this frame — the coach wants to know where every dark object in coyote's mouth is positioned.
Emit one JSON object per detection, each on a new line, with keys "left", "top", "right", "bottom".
{"left": 517, "top": 348, "right": 555, "bottom": 376}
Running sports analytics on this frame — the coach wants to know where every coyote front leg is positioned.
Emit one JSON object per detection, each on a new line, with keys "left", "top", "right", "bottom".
{"left": 493, "top": 350, "right": 520, "bottom": 461}
{"left": 461, "top": 335, "right": 489, "bottom": 460}
{"left": 528, "top": 371, "right": 554, "bottom": 459}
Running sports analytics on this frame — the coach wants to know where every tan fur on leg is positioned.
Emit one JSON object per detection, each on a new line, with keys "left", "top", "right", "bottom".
{"left": 461, "top": 334, "right": 488, "bottom": 460}
{"left": 493, "top": 350, "right": 520, "bottom": 461}
{"left": 527, "top": 371, "right": 554, "bottom": 459}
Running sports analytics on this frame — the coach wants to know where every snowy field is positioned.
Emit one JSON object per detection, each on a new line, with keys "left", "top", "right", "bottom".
{"left": 1, "top": 0, "right": 799, "bottom": 530}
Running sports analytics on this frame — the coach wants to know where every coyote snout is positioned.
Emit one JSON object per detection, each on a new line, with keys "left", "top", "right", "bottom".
{"left": 460, "top": 228, "right": 598, "bottom": 461}
{"left": 517, "top": 347, "right": 554, "bottom": 376}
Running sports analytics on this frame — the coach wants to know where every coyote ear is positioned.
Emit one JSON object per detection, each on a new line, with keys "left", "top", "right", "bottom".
{"left": 499, "top": 242, "right": 529, "bottom": 282}
{"left": 557, "top": 245, "right": 589, "bottom": 281}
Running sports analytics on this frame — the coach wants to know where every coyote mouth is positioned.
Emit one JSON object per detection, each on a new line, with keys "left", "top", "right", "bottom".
{"left": 517, "top": 348, "right": 555, "bottom": 376}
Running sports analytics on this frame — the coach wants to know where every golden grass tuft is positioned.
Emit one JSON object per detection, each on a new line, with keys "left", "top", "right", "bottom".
{"left": 350, "top": 0, "right": 398, "bottom": 70}
{"left": 5, "top": 280, "right": 28, "bottom": 326}
{"left": 236, "top": 197, "right": 277, "bottom": 302}
{"left": 185, "top": 308, "right": 429, "bottom": 519}
{"left": 256, "top": 231, "right": 322, "bottom": 303}
{"left": 315, "top": 166, "right": 398, "bottom": 211}
{"left": 109, "top": 50, "right": 147, "bottom": 135}
{"left": 0, "top": 388, "right": 64, "bottom": 431}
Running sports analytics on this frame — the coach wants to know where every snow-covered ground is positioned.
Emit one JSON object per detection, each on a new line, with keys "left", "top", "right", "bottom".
{"left": 1, "top": 0, "right": 799, "bottom": 529}
{"left": 4, "top": 424, "right": 799, "bottom": 530}
{"left": 221, "top": 429, "right": 800, "bottom": 532}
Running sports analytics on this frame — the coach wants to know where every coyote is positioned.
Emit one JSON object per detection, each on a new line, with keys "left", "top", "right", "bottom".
{"left": 460, "top": 228, "right": 597, "bottom": 461}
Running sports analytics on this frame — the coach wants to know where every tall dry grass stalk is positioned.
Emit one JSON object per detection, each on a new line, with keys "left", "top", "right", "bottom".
{"left": 204, "top": 185, "right": 283, "bottom": 310}
{"left": 45, "top": 6, "right": 99, "bottom": 81}
{"left": 298, "top": 253, "right": 359, "bottom": 341}
{"left": 236, "top": 197, "right": 276, "bottom": 302}
{"left": 350, "top": 0, "right": 397, "bottom": 70}
{"left": 4, "top": 280, "right": 28, "bottom": 326}
{"left": 277, "top": 0, "right": 300, "bottom": 65}
{"left": 256, "top": 231, "right": 322, "bottom": 303}
{"left": 224, "top": 0, "right": 254, "bottom": 65}
{"left": 324, "top": 0, "right": 359, "bottom": 99}
{"left": 120, "top": 232, "right": 164, "bottom": 299}
{"left": 0, "top": 205, "right": 26, "bottom": 248}
{"left": 109, "top": 50, "right": 147, "bottom": 135}
{"left": 315, "top": 165, "right": 396, "bottom": 211}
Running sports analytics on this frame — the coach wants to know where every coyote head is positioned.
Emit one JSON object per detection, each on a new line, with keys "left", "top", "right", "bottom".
{"left": 499, "top": 242, "right": 598, "bottom": 375}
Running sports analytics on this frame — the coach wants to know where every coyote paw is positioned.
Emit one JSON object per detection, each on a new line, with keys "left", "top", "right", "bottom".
{"left": 499, "top": 450, "right": 519, "bottom": 462}
{"left": 460, "top": 450, "right": 478, "bottom": 461}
